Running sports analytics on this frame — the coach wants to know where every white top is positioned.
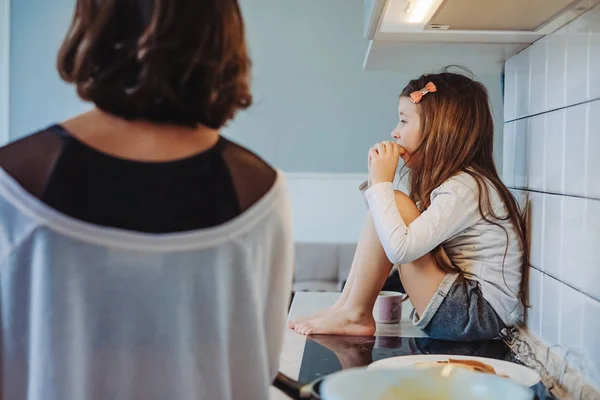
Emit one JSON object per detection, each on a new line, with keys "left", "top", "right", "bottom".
{"left": 0, "top": 168, "right": 294, "bottom": 400}
{"left": 364, "top": 172, "right": 524, "bottom": 326}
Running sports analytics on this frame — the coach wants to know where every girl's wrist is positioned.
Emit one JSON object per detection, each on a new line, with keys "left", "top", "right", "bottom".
{"left": 370, "top": 178, "right": 392, "bottom": 186}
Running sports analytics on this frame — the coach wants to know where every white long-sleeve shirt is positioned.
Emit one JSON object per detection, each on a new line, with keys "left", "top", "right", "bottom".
{"left": 0, "top": 168, "right": 294, "bottom": 400}
{"left": 364, "top": 172, "right": 524, "bottom": 326}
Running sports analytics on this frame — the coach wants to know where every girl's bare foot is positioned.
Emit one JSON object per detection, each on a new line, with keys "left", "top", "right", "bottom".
{"left": 288, "top": 301, "right": 345, "bottom": 330}
{"left": 288, "top": 309, "right": 325, "bottom": 329}
{"left": 294, "top": 306, "right": 376, "bottom": 336}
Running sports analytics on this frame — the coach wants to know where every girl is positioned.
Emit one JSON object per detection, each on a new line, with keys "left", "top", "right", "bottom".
{"left": 289, "top": 70, "right": 528, "bottom": 341}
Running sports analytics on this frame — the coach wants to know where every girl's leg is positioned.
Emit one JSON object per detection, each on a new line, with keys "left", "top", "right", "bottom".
{"left": 295, "top": 191, "right": 446, "bottom": 336}
{"left": 288, "top": 214, "right": 392, "bottom": 329}
{"left": 292, "top": 212, "right": 393, "bottom": 335}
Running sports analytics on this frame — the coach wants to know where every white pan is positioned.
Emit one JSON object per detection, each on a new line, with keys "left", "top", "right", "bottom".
{"left": 275, "top": 365, "right": 536, "bottom": 400}
{"left": 320, "top": 366, "right": 535, "bottom": 400}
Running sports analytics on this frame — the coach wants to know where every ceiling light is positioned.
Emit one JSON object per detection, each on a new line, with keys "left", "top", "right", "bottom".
{"left": 407, "top": 0, "right": 438, "bottom": 23}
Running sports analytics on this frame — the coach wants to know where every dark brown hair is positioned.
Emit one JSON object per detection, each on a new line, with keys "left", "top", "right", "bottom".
{"left": 400, "top": 67, "right": 530, "bottom": 307}
{"left": 58, "top": 0, "right": 252, "bottom": 129}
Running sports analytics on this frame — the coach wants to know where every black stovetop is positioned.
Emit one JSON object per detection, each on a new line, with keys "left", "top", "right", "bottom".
{"left": 298, "top": 335, "right": 555, "bottom": 399}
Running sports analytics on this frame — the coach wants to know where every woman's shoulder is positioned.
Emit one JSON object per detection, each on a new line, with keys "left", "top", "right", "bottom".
{"left": 220, "top": 137, "right": 276, "bottom": 176}
{"left": 0, "top": 126, "right": 66, "bottom": 198}
{"left": 0, "top": 168, "right": 42, "bottom": 260}
{"left": 0, "top": 164, "right": 289, "bottom": 252}
{"left": 219, "top": 137, "right": 279, "bottom": 212}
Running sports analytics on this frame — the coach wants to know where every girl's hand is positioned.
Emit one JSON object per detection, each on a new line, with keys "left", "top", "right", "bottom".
{"left": 368, "top": 141, "right": 403, "bottom": 185}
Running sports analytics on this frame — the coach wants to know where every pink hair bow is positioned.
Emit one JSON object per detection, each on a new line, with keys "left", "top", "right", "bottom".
{"left": 410, "top": 82, "right": 437, "bottom": 104}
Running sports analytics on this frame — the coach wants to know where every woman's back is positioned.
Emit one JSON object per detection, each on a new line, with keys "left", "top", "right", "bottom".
{"left": 0, "top": 161, "right": 293, "bottom": 400}
{"left": 0, "top": 0, "right": 295, "bottom": 397}
{"left": 0, "top": 118, "right": 277, "bottom": 232}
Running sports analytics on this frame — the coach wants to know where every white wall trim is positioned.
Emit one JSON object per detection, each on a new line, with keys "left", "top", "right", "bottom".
{"left": 283, "top": 172, "right": 409, "bottom": 243}
{"left": 284, "top": 172, "right": 369, "bottom": 243}
{"left": 0, "top": 0, "right": 9, "bottom": 145}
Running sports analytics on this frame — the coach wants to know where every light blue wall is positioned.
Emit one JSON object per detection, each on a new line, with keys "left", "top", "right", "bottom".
{"left": 0, "top": 0, "right": 9, "bottom": 144}
{"left": 9, "top": 0, "right": 503, "bottom": 173}
{"left": 228, "top": 0, "right": 409, "bottom": 173}
{"left": 230, "top": 0, "right": 504, "bottom": 172}
{"left": 9, "top": 0, "right": 91, "bottom": 139}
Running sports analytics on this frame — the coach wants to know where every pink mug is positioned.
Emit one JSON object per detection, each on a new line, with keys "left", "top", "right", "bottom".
{"left": 373, "top": 291, "right": 409, "bottom": 324}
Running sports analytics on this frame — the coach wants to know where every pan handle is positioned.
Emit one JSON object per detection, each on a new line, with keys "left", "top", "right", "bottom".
{"left": 272, "top": 372, "right": 313, "bottom": 399}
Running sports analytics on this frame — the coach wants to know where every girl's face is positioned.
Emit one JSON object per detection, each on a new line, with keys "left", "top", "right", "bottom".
{"left": 391, "top": 96, "right": 422, "bottom": 169}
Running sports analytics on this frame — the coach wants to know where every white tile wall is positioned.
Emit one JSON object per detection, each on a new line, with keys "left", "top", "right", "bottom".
{"left": 514, "top": 119, "right": 529, "bottom": 188}
{"left": 582, "top": 296, "right": 600, "bottom": 388}
{"left": 542, "top": 194, "right": 564, "bottom": 279}
{"left": 529, "top": 40, "right": 547, "bottom": 116}
{"left": 564, "top": 103, "right": 588, "bottom": 196}
{"left": 578, "top": 199, "right": 600, "bottom": 300}
{"left": 544, "top": 109, "right": 565, "bottom": 193}
{"left": 526, "top": 193, "right": 600, "bottom": 300}
{"left": 587, "top": 101, "right": 600, "bottom": 198}
{"left": 541, "top": 274, "right": 561, "bottom": 345}
{"left": 505, "top": 98, "right": 599, "bottom": 198}
{"left": 545, "top": 26, "right": 567, "bottom": 111}
{"left": 565, "top": 16, "right": 590, "bottom": 106}
{"left": 502, "top": 122, "right": 515, "bottom": 187}
{"left": 561, "top": 196, "right": 587, "bottom": 286}
{"left": 590, "top": 10, "right": 600, "bottom": 100}
{"left": 527, "top": 267, "right": 544, "bottom": 336}
{"left": 505, "top": 25, "right": 599, "bottom": 198}
{"left": 515, "top": 50, "right": 531, "bottom": 119}
{"left": 528, "top": 192, "right": 544, "bottom": 270}
{"left": 527, "top": 114, "right": 545, "bottom": 191}
{"left": 559, "top": 283, "right": 584, "bottom": 353}
{"left": 504, "top": 5, "right": 600, "bottom": 392}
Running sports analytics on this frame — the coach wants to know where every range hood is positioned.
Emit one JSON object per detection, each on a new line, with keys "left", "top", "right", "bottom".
{"left": 428, "top": 0, "right": 581, "bottom": 31}
{"left": 363, "top": 0, "right": 600, "bottom": 72}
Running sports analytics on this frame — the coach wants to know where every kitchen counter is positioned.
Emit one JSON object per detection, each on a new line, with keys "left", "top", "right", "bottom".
{"left": 271, "top": 292, "right": 554, "bottom": 400}
{"left": 273, "top": 292, "right": 423, "bottom": 387}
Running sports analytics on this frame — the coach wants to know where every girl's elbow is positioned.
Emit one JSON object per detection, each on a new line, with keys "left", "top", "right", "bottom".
{"left": 386, "top": 248, "right": 425, "bottom": 265}
{"left": 384, "top": 247, "right": 406, "bottom": 265}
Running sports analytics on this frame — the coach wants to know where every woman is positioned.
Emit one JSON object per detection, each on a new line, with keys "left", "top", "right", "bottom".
{"left": 0, "top": 1, "right": 293, "bottom": 399}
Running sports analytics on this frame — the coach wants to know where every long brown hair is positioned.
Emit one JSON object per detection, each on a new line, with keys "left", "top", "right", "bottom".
{"left": 400, "top": 68, "right": 529, "bottom": 306}
{"left": 57, "top": 0, "right": 252, "bottom": 129}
